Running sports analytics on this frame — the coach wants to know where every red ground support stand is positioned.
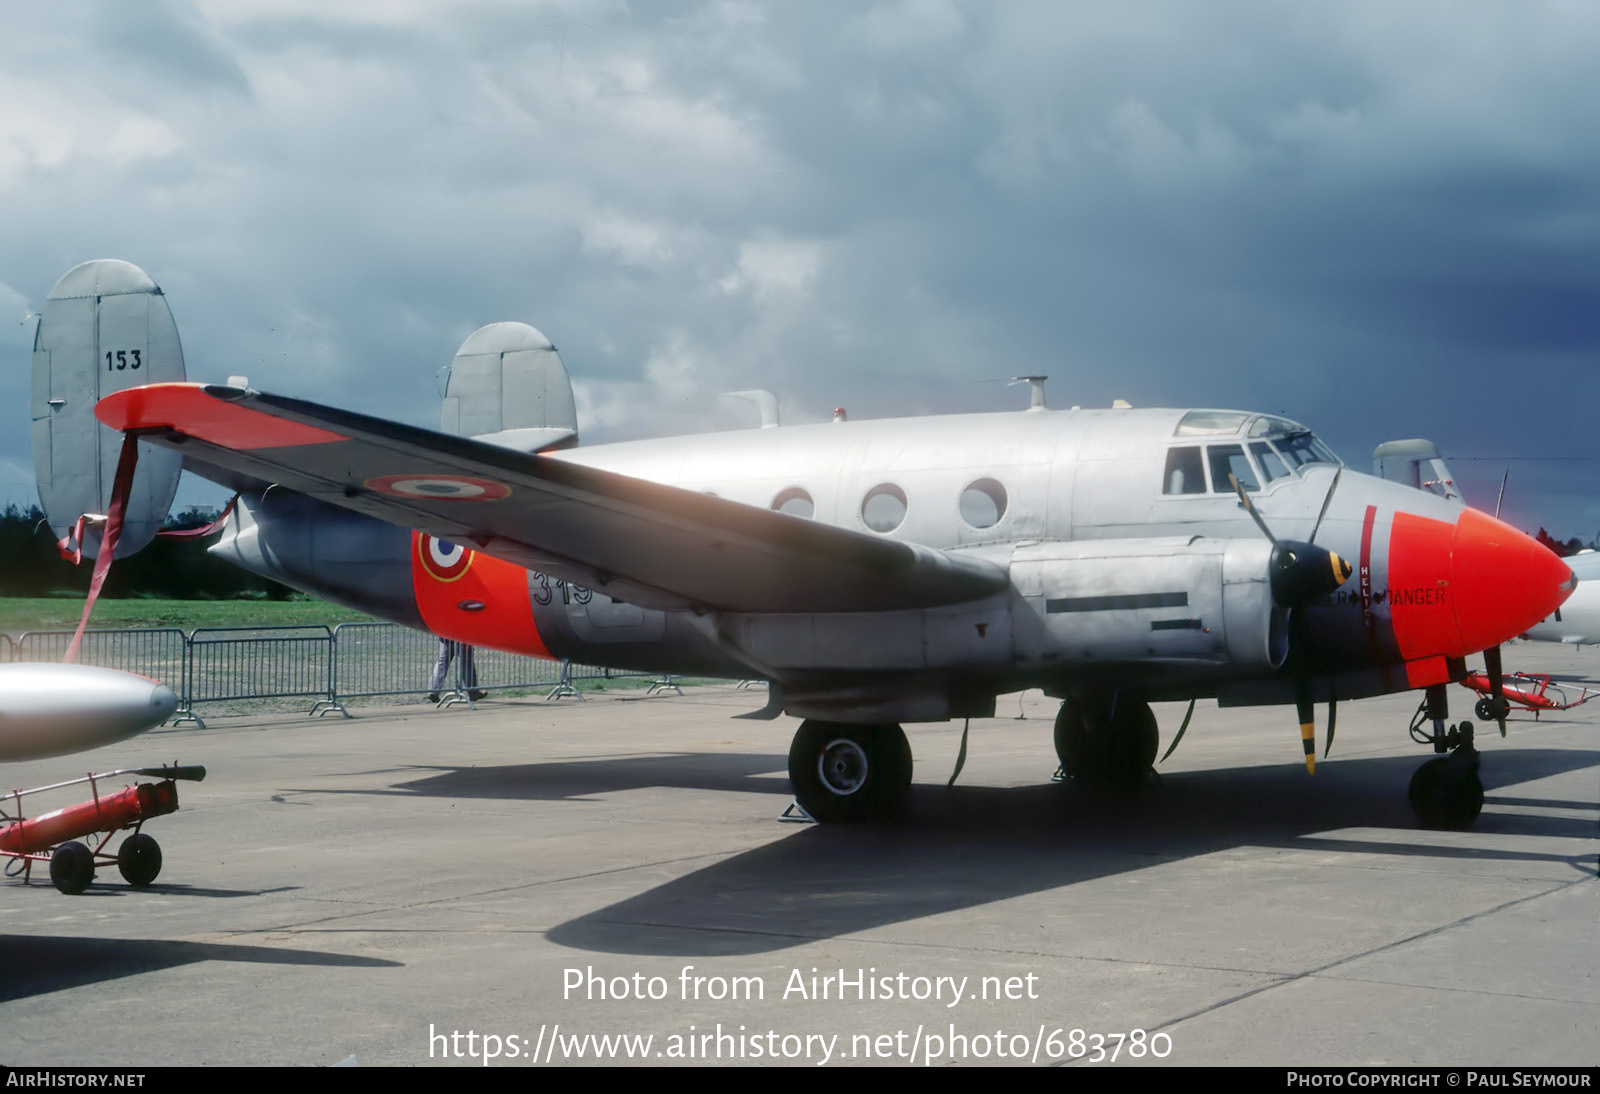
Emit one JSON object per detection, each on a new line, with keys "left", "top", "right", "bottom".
{"left": 0, "top": 764, "right": 205, "bottom": 893}
{"left": 1461, "top": 672, "right": 1597, "bottom": 720}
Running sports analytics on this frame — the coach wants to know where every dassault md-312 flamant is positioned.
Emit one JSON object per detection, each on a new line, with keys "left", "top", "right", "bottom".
{"left": 30, "top": 261, "right": 1575, "bottom": 828}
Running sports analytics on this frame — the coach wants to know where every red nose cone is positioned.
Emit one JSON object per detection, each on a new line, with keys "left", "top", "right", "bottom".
{"left": 1451, "top": 508, "right": 1575, "bottom": 653}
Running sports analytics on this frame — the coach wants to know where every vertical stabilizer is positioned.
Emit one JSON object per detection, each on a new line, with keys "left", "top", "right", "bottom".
{"left": 31, "top": 260, "right": 185, "bottom": 558}
{"left": 440, "top": 322, "right": 578, "bottom": 452}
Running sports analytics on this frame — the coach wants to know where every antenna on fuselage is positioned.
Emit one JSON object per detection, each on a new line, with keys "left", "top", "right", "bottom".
{"left": 977, "top": 375, "right": 1048, "bottom": 410}
{"left": 723, "top": 390, "right": 780, "bottom": 428}
{"left": 1011, "top": 376, "right": 1047, "bottom": 410}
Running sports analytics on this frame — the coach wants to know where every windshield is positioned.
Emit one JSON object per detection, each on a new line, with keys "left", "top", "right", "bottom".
{"left": 1274, "top": 431, "right": 1341, "bottom": 469}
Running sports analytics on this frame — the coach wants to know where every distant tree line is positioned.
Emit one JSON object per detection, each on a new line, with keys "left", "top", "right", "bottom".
{"left": 1534, "top": 528, "right": 1589, "bottom": 557}
{"left": 0, "top": 504, "right": 294, "bottom": 599}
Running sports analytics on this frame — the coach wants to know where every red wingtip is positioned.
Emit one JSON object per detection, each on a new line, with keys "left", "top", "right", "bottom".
{"left": 96, "top": 383, "right": 348, "bottom": 449}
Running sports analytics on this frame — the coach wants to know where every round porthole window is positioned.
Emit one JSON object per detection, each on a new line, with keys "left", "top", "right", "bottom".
{"left": 771, "top": 487, "right": 814, "bottom": 518}
{"left": 959, "top": 478, "right": 1007, "bottom": 529}
{"left": 861, "top": 483, "right": 908, "bottom": 533}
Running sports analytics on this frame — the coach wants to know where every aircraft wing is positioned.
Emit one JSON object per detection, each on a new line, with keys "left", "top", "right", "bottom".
{"left": 97, "top": 383, "right": 1008, "bottom": 614}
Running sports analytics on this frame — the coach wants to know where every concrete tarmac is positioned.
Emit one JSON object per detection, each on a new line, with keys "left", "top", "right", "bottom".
{"left": 2, "top": 645, "right": 1595, "bottom": 1068}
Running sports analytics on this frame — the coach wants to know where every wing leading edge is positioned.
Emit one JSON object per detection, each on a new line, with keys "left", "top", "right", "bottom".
{"left": 97, "top": 383, "right": 1008, "bottom": 614}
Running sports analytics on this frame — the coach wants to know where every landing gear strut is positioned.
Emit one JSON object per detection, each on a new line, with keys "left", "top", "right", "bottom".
{"left": 787, "top": 720, "right": 913, "bottom": 823}
{"left": 1053, "top": 690, "right": 1158, "bottom": 790}
{"left": 1407, "top": 684, "right": 1484, "bottom": 829}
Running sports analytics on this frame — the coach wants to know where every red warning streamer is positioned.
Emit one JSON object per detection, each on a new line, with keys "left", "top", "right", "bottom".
{"left": 62, "top": 435, "right": 139, "bottom": 665}
{"left": 157, "top": 494, "right": 239, "bottom": 540}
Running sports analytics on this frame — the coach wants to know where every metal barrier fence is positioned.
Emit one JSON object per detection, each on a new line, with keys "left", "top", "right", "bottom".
{"left": 332, "top": 621, "right": 441, "bottom": 701}
{"left": 186, "top": 626, "right": 344, "bottom": 724}
{"left": 468, "top": 642, "right": 569, "bottom": 694}
{"left": 13, "top": 628, "right": 189, "bottom": 688}
{"left": 0, "top": 622, "right": 663, "bottom": 719}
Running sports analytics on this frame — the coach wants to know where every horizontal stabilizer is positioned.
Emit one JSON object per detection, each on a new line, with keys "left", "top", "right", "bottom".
{"left": 97, "top": 383, "right": 1009, "bottom": 614}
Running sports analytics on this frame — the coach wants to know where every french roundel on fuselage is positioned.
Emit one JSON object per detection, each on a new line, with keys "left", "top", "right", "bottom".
{"left": 418, "top": 534, "right": 474, "bottom": 582}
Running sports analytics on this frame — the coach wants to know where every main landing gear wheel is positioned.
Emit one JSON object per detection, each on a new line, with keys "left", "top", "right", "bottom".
{"left": 117, "top": 833, "right": 163, "bottom": 887}
{"left": 1408, "top": 752, "right": 1484, "bottom": 829}
{"left": 1054, "top": 693, "right": 1158, "bottom": 791}
{"left": 49, "top": 841, "right": 95, "bottom": 895}
{"left": 788, "top": 720, "right": 912, "bottom": 823}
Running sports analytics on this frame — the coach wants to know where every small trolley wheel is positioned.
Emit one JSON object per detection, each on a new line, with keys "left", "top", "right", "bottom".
{"left": 50, "top": 841, "right": 95, "bottom": 895}
{"left": 1474, "top": 698, "right": 1495, "bottom": 721}
{"left": 117, "top": 833, "right": 163, "bottom": 887}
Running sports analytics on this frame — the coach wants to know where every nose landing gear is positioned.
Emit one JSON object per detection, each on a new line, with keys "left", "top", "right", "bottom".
{"left": 1408, "top": 684, "right": 1484, "bottom": 829}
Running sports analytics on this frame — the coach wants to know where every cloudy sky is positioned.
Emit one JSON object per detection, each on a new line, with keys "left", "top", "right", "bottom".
{"left": 3, "top": 1, "right": 1596, "bottom": 537}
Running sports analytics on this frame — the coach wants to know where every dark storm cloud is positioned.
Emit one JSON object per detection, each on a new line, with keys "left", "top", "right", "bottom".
{"left": 89, "top": 0, "right": 252, "bottom": 98}
{"left": 2, "top": 1, "right": 1596, "bottom": 533}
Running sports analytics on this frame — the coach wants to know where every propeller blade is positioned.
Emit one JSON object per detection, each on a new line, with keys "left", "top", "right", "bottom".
{"left": 1324, "top": 693, "right": 1337, "bottom": 759}
{"left": 1484, "top": 644, "right": 1508, "bottom": 737}
{"left": 1310, "top": 466, "right": 1343, "bottom": 544}
{"left": 1229, "top": 473, "right": 1277, "bottom": 547}
{"left": 1289, "top": 609, "right": 1316, "bottom": 774}
{"left": 1159, "top": 698, "right": 1197, "bottom": 764}
{"left": 1295, "top": 677, "right": 1316, "bottom": 775}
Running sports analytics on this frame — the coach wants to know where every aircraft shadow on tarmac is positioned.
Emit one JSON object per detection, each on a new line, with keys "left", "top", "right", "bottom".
{"left": 292, "top": 751, "right": 795, "bottom": 801}
{"left": 0, "top": 934, "right": 401, "bottom": 1004}
{"left": 533, "top": 748, "right": 1598, "bottom": 957}
{"left": 0, "top": 883, "right": 301, "bottom": 901}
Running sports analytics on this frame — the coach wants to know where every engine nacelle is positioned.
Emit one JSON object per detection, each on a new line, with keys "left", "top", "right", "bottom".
{"left": 209, "top": 490, "right": 424, "bottom": 628}
{"left": 1010, "top": 537, "right": 1288, "bottom": 672}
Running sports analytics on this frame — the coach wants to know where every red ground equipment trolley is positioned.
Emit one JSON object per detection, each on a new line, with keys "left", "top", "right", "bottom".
{"left": 1461, "top": 672, "right": 1596, "bottom": 720}
{"left": 1, "top": 764, "right": 205, "bottom": 894}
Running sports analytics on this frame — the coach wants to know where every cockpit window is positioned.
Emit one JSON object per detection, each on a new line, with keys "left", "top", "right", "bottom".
{"left": 1244, "top": 413, "right": 1342, "bottom": 472}
{"left": 1276, "top": 431, "right": 1340, "bottom": 469}
{"left": 1175, "top": 410, "right": 1249, "bottom": 436}
{"left": 1250, "top": 442, "right": 1290, "bottom": 484}
{"left": 1207, "top": 444, "right": 1258, "bottom": 493}
{"left": 1163, "top": 447, "right": 1206, "bottom": 494}
{"left": 1249, "top": 415, "right": 1304, "bottom": 437}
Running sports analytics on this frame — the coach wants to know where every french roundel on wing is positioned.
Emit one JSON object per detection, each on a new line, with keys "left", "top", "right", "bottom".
{"left": 418, "top": 534, "right": 474, "bottom": 582}
{"left": 366, "top": 473, "right": 512, "bottom": 501}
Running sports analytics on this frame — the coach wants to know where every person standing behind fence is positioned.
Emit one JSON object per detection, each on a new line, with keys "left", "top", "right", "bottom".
{"left": 428, "top": 638, "right": 484, "bottom": 702}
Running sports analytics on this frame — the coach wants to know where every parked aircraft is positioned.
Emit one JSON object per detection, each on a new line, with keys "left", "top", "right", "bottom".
{"left": 30, "top": 261, "right": 1575, "bottom": 828}
{"left": 0, "top": 663, "right": 178, "bottom": 762}
{"left": 1522, "top": 550, "right": 1600, "bottom": 647}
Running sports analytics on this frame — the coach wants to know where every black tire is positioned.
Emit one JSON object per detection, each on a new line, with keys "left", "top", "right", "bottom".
{"left": 1474, "top": 698, "right": 1495, "bottom": 722}
{"left": 117, "top": 833, "right": 163, "bottom": 887}
{"left": 1053, "top": 694, "right": 1157, "bottom": 790}
{"left": 50, "top": 841, "right": 95, "bottom": 895}
{"left": 1408, "top": 758, "right": 1485, "bottom": 829}
{"left": 788, "top": 720, "right": 911, "bottom": 823}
